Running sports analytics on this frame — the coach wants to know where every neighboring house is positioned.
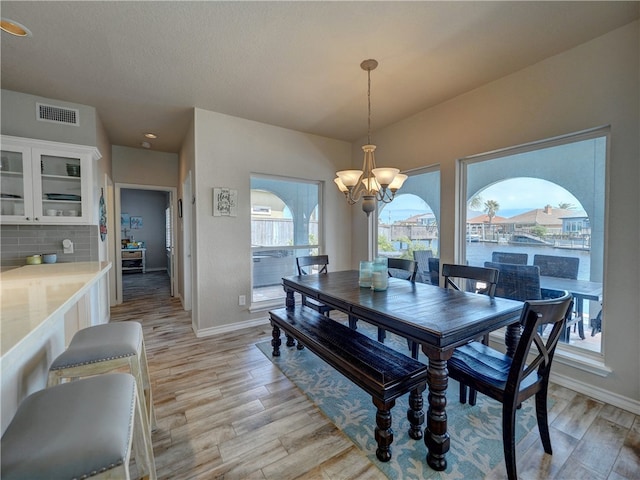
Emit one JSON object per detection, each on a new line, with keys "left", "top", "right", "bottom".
{"left": 502, "top": 205, "right": 579, "bottom": 235}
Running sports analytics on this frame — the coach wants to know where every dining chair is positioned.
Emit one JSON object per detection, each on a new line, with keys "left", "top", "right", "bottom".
{"left": 442, "top": 263, "right": 499, "bottom": 404}
{"left": 491, "top": 251, "right": 528, "bottom": 265}
{"left": 412, "top": 249, "right": 433, "bottom": 283}
{"left": 447, "top": 291, "right": 573, "bottom": 480}
{"left": 428, "top": 257, "right": 440, "bottom": 286}
{"left": 533, "top": 254, "right": 579, "bottom": 279}
{"left": 387, "top": 258, "right": 418, "bottom": 282}
{"left": 296, "top": 255, "right": 333, "bottom": 316}
{"left": 533, "top": 254, "right": 582, "bottom": 336}
{"left": 486, "top": 261, "right": 572, "bottom": 342}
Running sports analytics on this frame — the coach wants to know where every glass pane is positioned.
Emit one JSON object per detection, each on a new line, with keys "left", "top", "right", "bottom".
{"left": 464, "top": 135, "right": 605, "bottom": 353}
{"left": 251, "top": 176, "right": 321, "bottom": 303}
{"left": 0, "top": 149, "right": 26, "bottom": 216}
{"left": 378, "top": 169, "right": 440, "bottom": 284}
{"left": 40, "top": 154, "right": 82, "bottom": 218}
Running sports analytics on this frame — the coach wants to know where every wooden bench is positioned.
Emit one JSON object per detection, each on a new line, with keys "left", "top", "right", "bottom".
{"left": 269, "top": 306, "right": 429, "bottom": 462}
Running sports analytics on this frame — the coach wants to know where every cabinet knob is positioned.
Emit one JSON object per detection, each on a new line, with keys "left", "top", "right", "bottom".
{"left": 26, "top": 217, "right": 30, "bottom": 221}
{"left": 34, "top": 217, "right": 39, "bottom": 221}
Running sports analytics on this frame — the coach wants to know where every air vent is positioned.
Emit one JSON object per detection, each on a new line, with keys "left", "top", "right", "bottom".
{"left": 36, "top": 103, "right": 79, "bottom": 126}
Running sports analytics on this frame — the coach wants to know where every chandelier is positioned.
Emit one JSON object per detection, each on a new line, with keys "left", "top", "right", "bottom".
{"left": 334, "top": 59, "right": 407, "bottom": 216}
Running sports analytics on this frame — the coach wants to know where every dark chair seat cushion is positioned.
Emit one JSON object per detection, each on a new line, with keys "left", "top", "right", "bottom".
{"left": 449, "top": 342, "right": 539, "bottom": 391}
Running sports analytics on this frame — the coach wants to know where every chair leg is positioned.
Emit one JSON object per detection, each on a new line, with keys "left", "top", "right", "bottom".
{"left": 468, "top": 387, "right": 478, "bottom": 406}
{"left": 502, "top": 403, "right": 518, "bottom": 480}
{"left": 377, "top": 327, "right": 386, "bottom": 343}
{"left": 535, "top": 388, "right": 553, "bottom": 454}
{"left": 459, "top": 383, "right": 468, "bottom": 404}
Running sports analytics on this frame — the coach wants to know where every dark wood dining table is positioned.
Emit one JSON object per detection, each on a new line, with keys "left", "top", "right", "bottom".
{"left": 540, "top": 276, "right": 603, "bottom": 339}
{"left": 281, "top": 270, "right": 524, "bottom": 471}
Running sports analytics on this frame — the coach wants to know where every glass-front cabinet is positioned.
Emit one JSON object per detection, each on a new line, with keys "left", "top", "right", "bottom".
{"left": 0, "top": 136, "right": 101, "bottom": 224}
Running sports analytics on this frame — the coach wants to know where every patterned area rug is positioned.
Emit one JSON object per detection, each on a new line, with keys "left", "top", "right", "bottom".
{"left": 256, "top": 324, "right": 544, "bottom": 479}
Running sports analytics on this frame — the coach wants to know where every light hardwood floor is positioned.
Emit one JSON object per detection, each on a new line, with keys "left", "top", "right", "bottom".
{"left": 112, "top": 272, "right": 639, "bottom": 480}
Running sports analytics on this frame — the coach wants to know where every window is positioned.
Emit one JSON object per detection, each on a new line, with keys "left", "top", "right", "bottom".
{"left": 460, "top": 128, "right": 607, "bottom": 353}
{"left": 377, "top": 167, "right": 440, "bottom": 283}
{"left": 251, "top": 175, "right": 322, "bottom": 304}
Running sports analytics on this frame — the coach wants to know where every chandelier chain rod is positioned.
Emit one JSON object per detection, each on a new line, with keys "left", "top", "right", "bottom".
{"left": 367, "top": 67, "right": 372, "bottom": 146}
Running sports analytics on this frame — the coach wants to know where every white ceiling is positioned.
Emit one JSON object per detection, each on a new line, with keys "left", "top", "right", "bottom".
{"left": 1, "top": 1, "right": 638, "bottom": 153}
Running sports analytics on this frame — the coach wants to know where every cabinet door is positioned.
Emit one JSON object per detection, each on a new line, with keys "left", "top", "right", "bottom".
{"left": 0, "top": 143, "right": 35, "bottom": 222}
{"left": 32, "top": 148, "right": 89, "bottom": 224}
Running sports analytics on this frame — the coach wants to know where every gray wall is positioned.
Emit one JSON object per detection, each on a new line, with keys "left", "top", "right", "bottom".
{"left": 0, "top": 225, "right": 99, "bottom": 267}
{"left": 121, "top": 189, "right": 169, "bottom": 271}
{"left": 1, "top": 90, "right": 98, "bottom": 148}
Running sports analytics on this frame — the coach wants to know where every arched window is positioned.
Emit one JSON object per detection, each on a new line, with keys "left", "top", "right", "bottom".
{"left": 377, "top": 167, "right": 440, "bottom": 283}
{"left": 460, "top": 128, "right": 606, "bottom": 354}
{"left": 250, "top": 175, "right": 321, "bottom": 304}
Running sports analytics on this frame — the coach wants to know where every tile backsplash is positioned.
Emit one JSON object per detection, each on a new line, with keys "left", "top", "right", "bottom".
{"left": 0, "top": 224, "right": 98, "bottom": 267}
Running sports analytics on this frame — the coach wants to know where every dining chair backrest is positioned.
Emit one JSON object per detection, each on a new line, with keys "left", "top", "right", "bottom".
{"left": 446, "top": 291, "right": 574, "bottom": 480}
{"left": 296, "top": 255, "right": 329, "bottom": 275}
{"left": 413, "top": 250, "right": 434, "bottom": 283}
{"left": 491, "top": 251, "right": 528, "bottom": 265}
{"left": 428, "top": 257, "right": 440, "bottom": 286}
{"left": 533, "top": 254, "right": 579, "bottom": 279}
{"left": 484, "top": 261, "right": 541, "bottom": 302}
{"left": 387, "top": 258, "right": 418, "bottom": 282}
{"left": 442, "top": 264, "right": 499, "bottom": 297}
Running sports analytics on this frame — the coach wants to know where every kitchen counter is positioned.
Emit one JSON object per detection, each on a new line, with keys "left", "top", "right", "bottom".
{"left": 1, "top": 261, "right": 111, "bottom": 356}
{"left": 1, "top": 261, "right": 111, "bottom": 434}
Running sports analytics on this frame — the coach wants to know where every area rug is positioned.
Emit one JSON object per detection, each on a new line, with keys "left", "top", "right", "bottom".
{"left": 256, "top": 325, "right": 545, "bottom": 479}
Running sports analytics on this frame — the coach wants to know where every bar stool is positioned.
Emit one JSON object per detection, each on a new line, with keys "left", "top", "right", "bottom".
{"left": 1, "top": 373, "right": 156, "bottom": 480}
{"left": 47, "top": 321, "right": 156, "bottom": 431}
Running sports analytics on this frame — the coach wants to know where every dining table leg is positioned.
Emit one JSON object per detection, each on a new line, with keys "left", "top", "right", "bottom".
{"left": 421, "top": 346, "right": 453, "bottom": 471}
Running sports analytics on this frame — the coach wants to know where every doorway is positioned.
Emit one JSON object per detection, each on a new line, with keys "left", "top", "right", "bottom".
{"left": 115, "top": 183, "right": 177, "bottom": 304}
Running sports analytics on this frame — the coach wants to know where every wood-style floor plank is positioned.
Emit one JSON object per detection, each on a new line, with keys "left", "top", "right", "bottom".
{"left": 112, "top": 272, "right": 639, "bottom": 480}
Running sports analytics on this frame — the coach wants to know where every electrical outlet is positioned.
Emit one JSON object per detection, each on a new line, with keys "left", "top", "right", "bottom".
{"left": 238, "top": 295, "right": 246, "bottom": 306}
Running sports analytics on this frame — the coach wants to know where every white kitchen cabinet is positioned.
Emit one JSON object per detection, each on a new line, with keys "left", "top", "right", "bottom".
{"left": 0, "top": 135, "right": 101, "bottom": 225}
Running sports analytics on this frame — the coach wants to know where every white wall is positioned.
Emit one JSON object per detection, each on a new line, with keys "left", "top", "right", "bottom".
{"left": 192, "top": 109, "right": 352, "bottom": 332}
{"left": 352, "top": 22, "right": 639, "bottom": 403}
{"left": 112, "top": 145, "right": 178, "bottom": 187}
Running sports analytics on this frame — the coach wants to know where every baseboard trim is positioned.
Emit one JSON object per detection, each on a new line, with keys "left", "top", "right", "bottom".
{"left": 195, "top": 317, "right": 270, "bottom": 338}
{"left": 550, "top": 371, "right": 640, "bottom": 415}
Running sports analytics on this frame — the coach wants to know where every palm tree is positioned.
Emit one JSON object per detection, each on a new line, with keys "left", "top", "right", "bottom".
{"left": 469, "top": 195, "right": 484, "bottom": 211}
{"left": 557, "top": 202, "right": 575, "bottom": 209}
{"left": 484, "top": 199, "right": 500, "bottom": 224}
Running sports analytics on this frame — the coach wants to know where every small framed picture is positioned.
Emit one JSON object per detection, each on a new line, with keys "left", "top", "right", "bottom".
{"left": 213, "top": 187, "right": 237, "bottom": 217}
{"left": 178, "top": 199, "right": 183, "bottom": 218}
{"left": 130, "top": 216, "right": 143, "bottom": 229}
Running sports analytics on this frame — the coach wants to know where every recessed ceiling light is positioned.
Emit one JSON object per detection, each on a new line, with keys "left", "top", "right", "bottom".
{"left": 1, "top": 18, "right": 32, "bottom": 37}
{"left": 144, "top": 133, "right": 157, "bottom": 139}
{"left": 141, "top": 141, "right": 151, "bottom": 149}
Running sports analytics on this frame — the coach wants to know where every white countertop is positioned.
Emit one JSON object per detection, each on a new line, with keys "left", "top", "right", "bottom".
{"left": 0, "top": 261, "right": 111, "bottom": 356}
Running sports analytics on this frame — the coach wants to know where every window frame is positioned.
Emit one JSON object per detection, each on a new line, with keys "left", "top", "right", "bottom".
{"left": 457, "top": 126, "right": 610, "bottom": 372}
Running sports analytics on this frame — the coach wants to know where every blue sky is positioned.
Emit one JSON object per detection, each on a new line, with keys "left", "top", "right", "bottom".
{"left": 380, "top": 178, "right": 582, "bottom": 223}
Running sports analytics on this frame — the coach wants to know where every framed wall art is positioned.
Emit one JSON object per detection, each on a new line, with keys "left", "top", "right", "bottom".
{"left": 213, "top": 187, "right": 237, "bottom": 217}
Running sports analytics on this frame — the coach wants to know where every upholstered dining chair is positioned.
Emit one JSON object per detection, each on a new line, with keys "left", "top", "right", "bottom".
{"left": 533, "top": 254, "right": 582, "bottom": 337}
{"left": 428, "top": 257, "right": 440, "bottom": 286}
{"left": 447, "top": 291, "right": 573, "bottom": 480}
{"left": 533, "top": 254, "right": 579, "bottom": 279}
{"left": 491, "top": 251, "right": 528, "bottom": 265}
{"left": 442, "top": 263, "right": 500, "bottom": 404}
{"left": 485, "top": 261, "right": 570, "bottom": 340}
{"left": 296, "top": 255, "right": 333, "bottom": 316}
{"left": 413, "top": 249, "right": 433, "bottom": 283}
{"left": 387, "top": 258, "right": 418, "bottom": 282}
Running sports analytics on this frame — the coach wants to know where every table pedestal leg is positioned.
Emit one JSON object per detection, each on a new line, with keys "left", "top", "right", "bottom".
{"left": 423, "top": 355, "right": 450, "bottom": 471}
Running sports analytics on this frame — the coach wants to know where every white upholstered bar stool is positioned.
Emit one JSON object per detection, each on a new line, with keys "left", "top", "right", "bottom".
{"left": 1, "top": 373, "right": 156, "bottom": 480}
{"left": 47, "top": 321, "right": 156, "bottom": 432}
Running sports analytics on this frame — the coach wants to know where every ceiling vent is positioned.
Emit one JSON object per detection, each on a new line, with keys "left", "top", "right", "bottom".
{"left": 36, "top": 102, "right": 79, "bottom": 126}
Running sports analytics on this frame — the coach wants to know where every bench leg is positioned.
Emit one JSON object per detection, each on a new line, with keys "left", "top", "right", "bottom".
{"left": 407, "top": 383, "right": 426, "bottom": 440}
{"left": 286, "top": 334, "right": 296, "bottom": 347}
{"left": 271, "top": 324, "right": 282, "bottom": 357}
{"left": 373, "top": 397, "right": 395, "bottom": 462}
